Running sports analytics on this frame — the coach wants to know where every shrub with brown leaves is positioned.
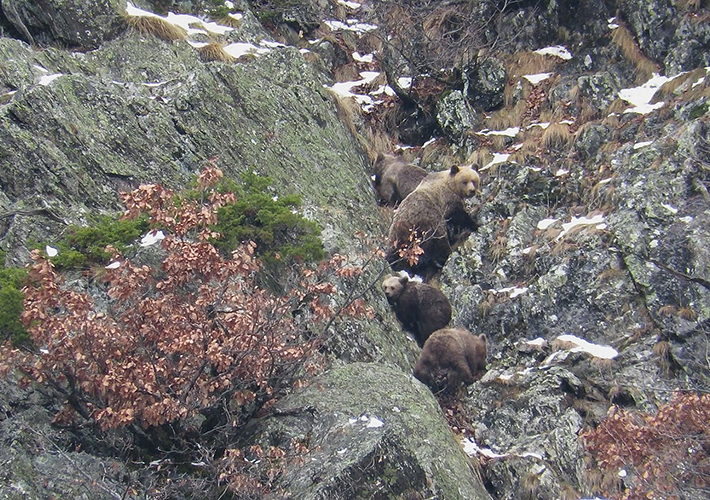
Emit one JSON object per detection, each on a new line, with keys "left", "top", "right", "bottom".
{"left": 0, "top": 166, "right": 374, "bottom": 496}
{"left": 582, "top": 391, "right": 710, "bottom": 500}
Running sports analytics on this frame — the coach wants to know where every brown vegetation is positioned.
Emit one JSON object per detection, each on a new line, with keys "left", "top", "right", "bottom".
{"left": 127, "top": 15, "right": 187, "bottom": 42}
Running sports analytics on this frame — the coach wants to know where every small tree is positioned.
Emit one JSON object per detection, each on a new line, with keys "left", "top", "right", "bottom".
{"left": 0, "top": 166, "right": 374, "bottom": 496}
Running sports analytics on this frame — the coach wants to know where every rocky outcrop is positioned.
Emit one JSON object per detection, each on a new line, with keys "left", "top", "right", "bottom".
{"left": 242, "top": 363, "right": 492, "bottom": 500}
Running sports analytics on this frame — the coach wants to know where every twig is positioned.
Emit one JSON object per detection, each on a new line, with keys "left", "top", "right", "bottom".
{"left": 27, "top": 426, "right": 124, "bottom": 500}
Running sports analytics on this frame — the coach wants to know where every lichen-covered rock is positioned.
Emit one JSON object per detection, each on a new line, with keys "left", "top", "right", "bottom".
{"left": 0, "top": 0, "right": 126, "bottom": 49}
{"left": 463, "top": 58, "right": 506, "bottom": 112}
{"left": 436, "top": 90, "right": 481, "bottom": 153}
{"left": 240, "top": 362, "right": 493, "bottom": 500}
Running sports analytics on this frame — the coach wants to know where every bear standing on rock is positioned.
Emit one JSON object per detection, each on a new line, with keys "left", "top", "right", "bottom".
{"left": 372, "top": 153, "right": 428, "bottom": 206}
{"left": 387, "top": 164, "right": 480, "bottom": 280}
{"left": 381, "top": 274, "right": 452, "bottom": 347}
{"left": 413, "top": 327, "right": 487, "bottom": 394}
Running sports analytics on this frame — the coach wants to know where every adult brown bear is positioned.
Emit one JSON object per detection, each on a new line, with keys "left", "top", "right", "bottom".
{"left": 413, "top": 327, "right": 487, "bottom": 394}
{"left": 387, "top": 164, "right": 480, "bottom": 280}
{"left": 381, "top": 274, "right": 452, "bottom": 347}
{"left": 372, "top": 153, "right": 428, "bottom": 206}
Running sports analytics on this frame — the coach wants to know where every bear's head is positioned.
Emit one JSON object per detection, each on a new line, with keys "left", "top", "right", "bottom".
{"left": 382, "top": 275, "right": 408, "bottom": 304}
{"left": 446, "top": 164, "right": 480, "bottom": 198}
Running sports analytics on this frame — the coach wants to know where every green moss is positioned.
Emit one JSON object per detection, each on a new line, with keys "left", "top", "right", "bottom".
{"left": 210, "top": 172, "right": 324, "bottom": 265}
{"left": 0, "top": 251, "right": 29, "bottom": 346}
{"left": 689, "top": 103, "right": 708, "bottom": 121}
{"left": 48, "top": 215, "right": 150, "bottom": 270}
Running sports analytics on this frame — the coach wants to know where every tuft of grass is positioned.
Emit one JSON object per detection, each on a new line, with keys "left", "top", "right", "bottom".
{"left": 127, "top": 15, "right": 187, "bottom": 42}
{"left": 197, "top": 42, "right": 235, "bottom": 63}
{"left": 541, "top": 122, "right": 572, "bottom": 149}
{"left": 611, "top": 24, "right": 659, "bottom": 82}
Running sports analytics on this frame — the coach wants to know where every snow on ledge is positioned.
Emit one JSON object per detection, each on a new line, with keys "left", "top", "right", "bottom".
{"left": 555, "top": 334, "right": 618, "bottom": 359}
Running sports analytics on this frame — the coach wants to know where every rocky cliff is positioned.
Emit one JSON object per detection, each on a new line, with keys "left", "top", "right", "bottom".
{"left": 1, "top": 0, "right": 710, "bottom": 499}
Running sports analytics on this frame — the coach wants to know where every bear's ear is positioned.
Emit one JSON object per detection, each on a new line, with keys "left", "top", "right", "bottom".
{"left": 449, "top": 165, "right": 461, "bottom": 175}
{"left": 399, "top": 276, "right": 409, "bottom": 285}
{"left": 478, "top": 334, "right": 487, "bottom": 344}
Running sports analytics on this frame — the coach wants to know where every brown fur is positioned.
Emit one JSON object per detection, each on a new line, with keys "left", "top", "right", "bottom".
{"left": 372, "top": 153, "right": 428, "bottom": 206}
{"left": 382, "top": 275, "right": 452, "bottom": 347}
{"left": 413, "top": 328, "right": 487, "bottom": 394}
{"left": 387, "top": 164, "right": 480, "bottom": 280}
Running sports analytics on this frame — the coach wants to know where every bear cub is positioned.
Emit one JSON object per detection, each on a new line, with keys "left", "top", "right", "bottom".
{"left": 372, "top": 153, "right": 428, "bottom": 206}
{"left": 387, "top": 164, "right": 480, "bottom": 280}
{"left": 381, "top": 274, "right": 452, "bottom": 347}
{"left": 413, "top": 327, "right": 487, "bottom": 394}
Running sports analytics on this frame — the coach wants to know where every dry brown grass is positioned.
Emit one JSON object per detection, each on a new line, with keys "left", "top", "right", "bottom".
{"left": 541, "top": 122, "right": 572, "bottom": 149}
{"left": 652, "top": 68, "right": 706, "bottom": 102}
{"left": 486, "top": 101, "right": 527, "bottom": 131}
{"left": 605, "top": 98, "right": 631, "bottom": 116}
{"left": 506, "top": 51, "right": 558, "bottom": 79}
{"left": 467, "top": 148, "right": 493, "bottom": 169}
{"left": 611, "top": 24, "right": 660, "bottom": 82}
{"left": 127, "top": 15, "right": 187, "bottom": 42}
{"left": 676, "top": 0, "right": 703, "bottom": 11}
{"left": 197, "top": 42, "right": 235, "bottom": 63}
{"left": 214, "top": 14, "right": 243, "bottom": 28}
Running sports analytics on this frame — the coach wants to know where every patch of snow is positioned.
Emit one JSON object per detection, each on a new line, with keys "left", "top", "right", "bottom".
{"left": 523, "top": 73, "right": 552, "bottom": 85}
{"left": 537, "top": 218, "right": 558, "bottom": 230}
{"left": 45, "top": 245, "right": 58, "bottom": 257}
{"left": 462, "top": 438, "right": 508, "bottom": 458}
{"left": 140, "top": 230, "right": 165, "bottom": 247}
{"left": 491, "top": 286, "right": 528, "bottom": 298}
{"left": 38, "top": 74, "right": 63, "bottom": 86}
{"left": 555, "top": 169, "right": 569, "bottom": 176}
{"left": 526, "top": 337, "right": 547, "bottom": 347}
{"left": 618, "top": 73, "right": 671, "bottom": 114}
{"left": 534, "top": 45, "right": 572, "bottom": 60}
{"left": 337, "top": 0, "right": 361, "bottom": 9}
{"left": 352, "top": 52, "right": 373, "bottom": 63}
{"left": 482, "top": 153, "right": 511, "bottom": 170}
{"left": 165, "top": 12, "right": 233, "bottom": 35}
{"left": 324, "top": 71, "right": 380, "bottom": 104}
{"left": 528, "top": 122, "right": 550, "bottom": 130}
{"left": 223, "top": 42, "right": 271, "bottom": 58}
{"left": 478, "top": 127, "right": 520, "bottom": 137}
{"left": 608, "top": 16, "right": 619, "bottom": 29}
{"left": 633, "top": 140, "right": 653, "bottom": 149}
{"left": 105, "top": 261, "right": 121, "bottom": 270}
{"left": 397, "top": 77, "right": 412, "bottom": 89}
{"left": 557, "top": 214, "right": 606, "bottom": 240}
{"left": 324, "top": 19, "right": 377, "bottom": 34}
{"left": 422, "top": 137, "right": 437, "bottom": 148}
{"left": 367, "top": 417, "right": 384, "bottom": 428}
{"left": 556, "top": 334, "right": 618, "bottom": 359}
{"left": 662, "top": 203, "right": 678, "bottom": 214}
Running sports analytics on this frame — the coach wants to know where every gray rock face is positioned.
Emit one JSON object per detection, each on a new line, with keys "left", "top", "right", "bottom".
{"left": 241, "top": 363, "right": 493, "bottom": 500}
{"left": 463, "top": 58, "right": 506, "bottom": 112}
{"left": 436, "top": 90, "right": 481, "bottom": 153}
{"left": 0, "top": 0, "right": 126, "bottom": 48}
{"left": 618, "top": 0, "right": 677, "bottom": 64}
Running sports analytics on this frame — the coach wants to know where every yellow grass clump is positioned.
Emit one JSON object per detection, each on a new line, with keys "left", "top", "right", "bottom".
{"left": 127, "top": 15, "right": 187, "bottom": 42}
{"left": 197, "top": 42, "right": 235, "bottom": 63}
{"left": 541, "top": 122, "right": 572, "bottom": 149}
{"left": 611, "top": 24, "right": 660, "bottom": 82}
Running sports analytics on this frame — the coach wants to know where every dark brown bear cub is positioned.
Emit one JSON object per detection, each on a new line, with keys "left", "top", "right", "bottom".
{"left": 372, "top": 153, "right": 428, "bottom": 206}
{"left": 382, "top": 274, "right": 452, "bottom": 347}
{"left": 413, "top": 327, "right": 487, "bottom": 394}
